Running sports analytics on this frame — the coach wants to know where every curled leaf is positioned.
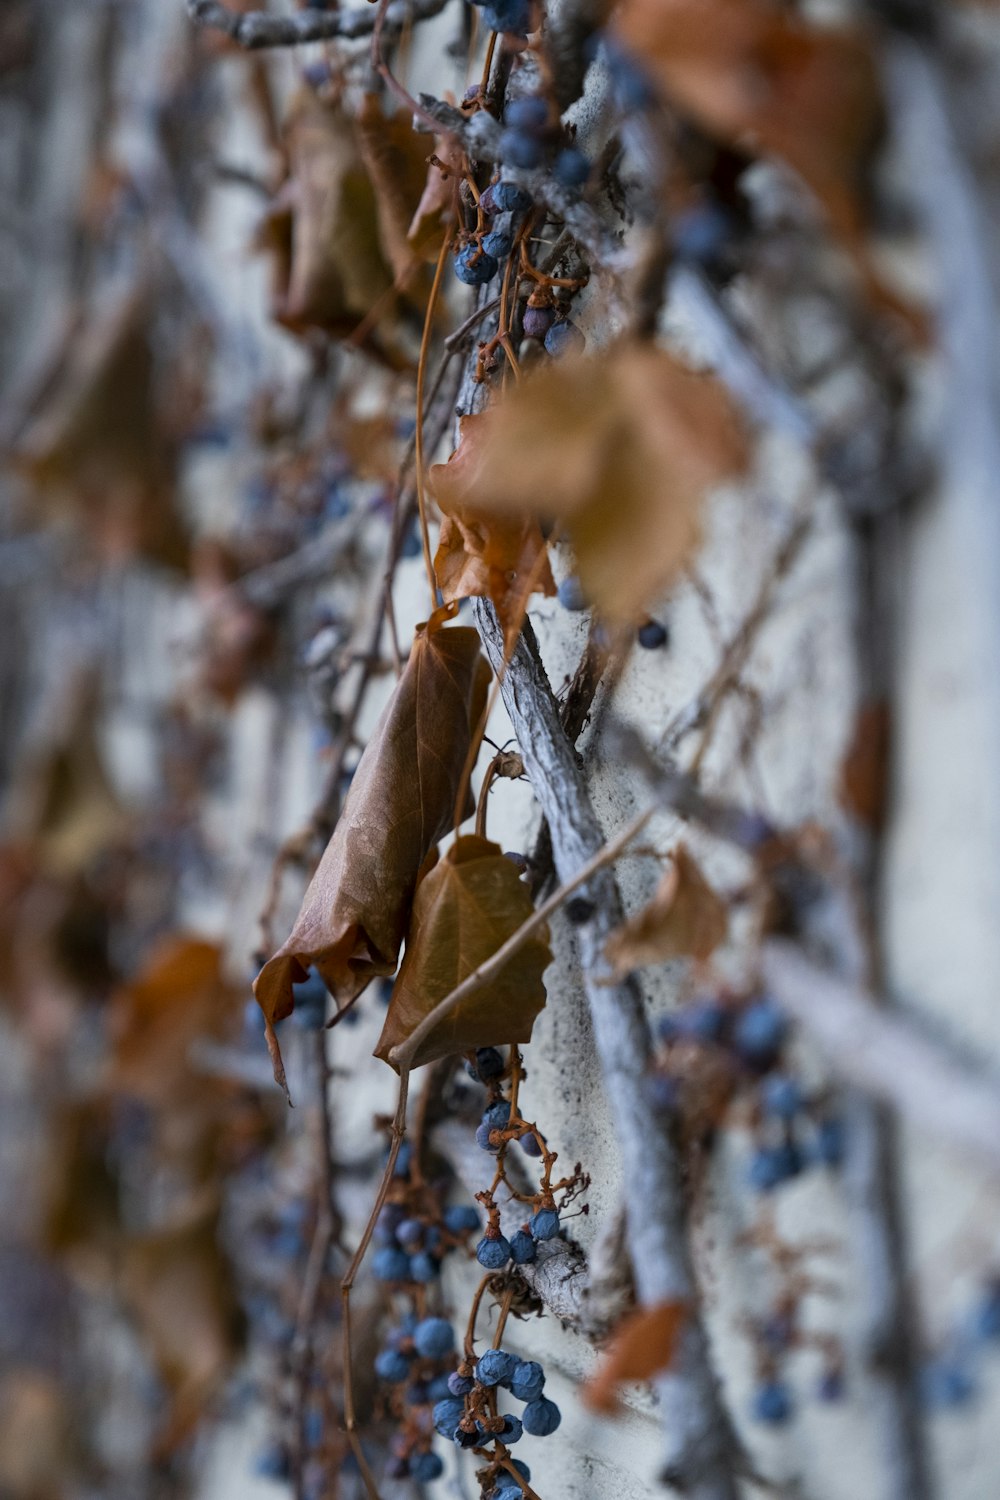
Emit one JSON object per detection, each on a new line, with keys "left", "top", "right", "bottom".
{"left": 408, "top": 136, "right": 461, "bottom": 257}
{"left": 432, "top": 345, "right": 747, "bottom": 624}
{"left": 374, "top": 834, "right": 552, "bottom": 1071}
{"left": 430, "top": 413, "right": 556, "bottom": 643}
{"left": 605, "top": 845, "right": 727, "bottom": 976}
{"left": 255, "top": 621, "right": 490, "bottom": 1092}
{"left": 582, "top": 1301, "right": 688, "bottom": 1413}
{"left": 354, "top": 92, "right": 435, "bottom": 296}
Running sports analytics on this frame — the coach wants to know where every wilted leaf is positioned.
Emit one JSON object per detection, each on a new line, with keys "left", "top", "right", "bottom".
{"left": 605, "top": 845, "right": 727, "bottom": 976}
{"left": 354, "top": 91, "right": 435, "bottom": 294}
{"left": 259, "top": 88, "right": 393, "bottom": 334}
{"left": 374, "top": 834, "right": 551, "bottom": 1071}
{"left": 614, "top": 0, "right": 880, "bottom": 240}
{"left": 432, "top": 345, "right": 747, "bottom": 624}
{"left": 430, "top": 413, "right": 556, "bottom": 642}
{"left": 582, "top": 1301, "right": 688, "bottom": 1413}
{"left": 255, "top": 619, "right": 490, "bottom": 1091}
{"left": 408, "top": 135, "right": 461, "bottom": 257}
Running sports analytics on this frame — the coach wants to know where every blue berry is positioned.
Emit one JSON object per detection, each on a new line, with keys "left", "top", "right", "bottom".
{"left": 554, "top": 148, "right": 590, "bottom": 187}
{"left": 557, "top": 575, "right": 588, "bottom": 611}
{"left": 291, "top": 968, "right": 328, "bottom": 1029}
{"left": 509, "top": 1229, "right": 537, "bottom": 1265}
{"left": 637, "top": 618, "right": 669, "bottom": 650}
{"left": 519, "top": 1131, "right": 543, "bottom": 1158}
{"left": 304, "top": 1407, "right": 323, "bottom": 1448}
{"left": 375, "top": 1347, "right": 412, "bottom": 1383}
{"left": 414, "top": 1317, "right": 455, "bottom": 1360}
{"left": 506, "top": 96, "right": 549, "bottom": 132}
{"left": 482, "top": 228, "right": 514, "bottom": 260}
{"left": 411, "top": 1451, "right": 445, "bottom": 1482}
{"left": 393, "top": 1141, "right": 413, "bottom": 1178}
{"left": 734, "top": 997, "right": 787, "bottom": 1065}
{"left": 974, "top": 1282, "right": 1000, "bottom": 1341}
{"left": 254, "top": 1444, "right": 290, "bottom": 1480}
{"left": 481, "top": 183, "right": 532, "bottom": 216}
{"left": 401, "top": 523, "right": 423, "bottom": 559}
{"left": 454, "top": 244, "right": 499, "bottom": 286}
{"left": 751, "top": 1380, "right": 792, "bottom": 1425}
{"left": 761, "top": 1075, "right": 804, "bottom": 1120}
{"left": 448, "top": 1370, "right": 475, "bottom": 1397}
{"left": 428, "top": 1374, "right": 454, "bottom": 1401}
{"left": 396, "top": 1217, "right": 424, "bottom": 1246}
{"left": 544, "top": 319, "right": 585, "bottom": 357}
{"left": 477, "top": 1235, "right": 511, "bottom": 1269}
{"left": 409, "top": 1251, "right": 441, "bottom": 1282}
{"left": 475, "top": 1348, "right": 519, "bottom": 1387}
{"left": 476, "top": 1121, "right": 498, "bottom": 1152}
{"left": 471, "top": 1046, "right": 505, "bottom": 1081}
{"left": 672, "top": 200, "right": 734, "bottom": 267}
{"left": 522, "top": 304, "right": 555, "bottom": 340}
{"left": 921, "top": 1356, "right": 975, "bottom": 1410}
{"left": 481, "top": 0, "right": 531, "bottom": 36}
{"left": 499, "top": 1414, "right": 523, "bottom": 1443}
{"left": 510, "top": 1360, "right": 544, "bottom": 1402}
{"left": 454, "top": 1425, "right": 480, "bottom": 1448}
{"left": 522, "top": 1396, "right": 561, "bottom": 1435}
{"left": 645, "top": 1073, "right": 681, "bottom": 1117}
{"left": 817, "top": 1367, "right": 845, "bottom": 1402}
{"left": 405, "top": 1380, "right": 430, "bottom": 1406}
{"left": 483, "top": 1100, "right": 512, "bottom": 1131}
{"left": 499, "top": 128, "right": 544, "bottom": 170}
{"left": 529, "top": 1208, "right": 559, "bottom": 1241}
{"left": 814, "top": 1116, "right": 845, "bottom": 1167}
{"left": 432, "top": 1397, "right": 465, "bottom": 1437}
{"left": 444, "top": 1204, "right": 481, "bottom": 1234}
{"left": 748, "top": 1142, "right": 804, "bottom": 1193}
{"left": 676, "top": 998, "right": 727, "bottom": 1043}
{"left": 372, "top": 1246, "right": 410, "bottom": 1282}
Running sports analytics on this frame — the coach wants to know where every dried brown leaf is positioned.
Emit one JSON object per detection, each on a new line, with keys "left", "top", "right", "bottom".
{"left": 374, "top": 834, "right": 551, "bottom": 1071}
{"left": 255, "top": 619, "right": 490, "bottom": 1092}
{"left": 354, "top": 91, "right": 435, "bottom": 295}
{"left": 838, "top": 699, "right": 890, "bottom": 829}
{"left": 430, "top": 413, "right": 556, "bottom": 641}
{"left": 433, "top": 345, "right": 747, "bottom": 624}
{"left": 582, "top": 1301, "right": 688, "bottom": 1413}
{"left": 605, "top": 845, "right": 727, "bottom": 976}
{"left": 408, "top": 136, "right": 461, "bottom": 257}
{"left": 615, "top": 0, "right": 880, "bottom": 240}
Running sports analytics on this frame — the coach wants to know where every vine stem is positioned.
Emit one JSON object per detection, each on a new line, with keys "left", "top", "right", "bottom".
{"left": 389, "top": 803, "right": 653, "bottom": 1071}
{"left": 414, "top": 233, "right": 452, "bottom": 604}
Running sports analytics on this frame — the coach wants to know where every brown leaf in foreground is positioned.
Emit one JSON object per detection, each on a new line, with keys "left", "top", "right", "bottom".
{"left": 374, "top": 835, "right": 551, "bottom": 1071}
{"left": 605, "top": 845, "right": 728, "bottom": 976}
{"left": 614, "top": 0, "right": 880, "bottom": 240}
{"left": 582, "top": 1301, "right": 688, "bottom": 1413}
{"left": 430, "top": 413, "right": 556, "bottom": 642}
{"left": 436, "top": 346, "right": 747, "bottom": 624}
{"left": 255, "top": 621, "right": 490, "bottom": 1092}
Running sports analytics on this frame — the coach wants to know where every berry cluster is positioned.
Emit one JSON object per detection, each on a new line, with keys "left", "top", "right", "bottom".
{"left": 433, "top": 1344, "right": 561, "bottom": 1488}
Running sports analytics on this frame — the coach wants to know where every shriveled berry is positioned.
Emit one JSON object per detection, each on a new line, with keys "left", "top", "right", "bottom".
{"left": 499, "top": 127, "right": 544, "bottom": 170}
{"left": 554, "top": 148, "right": 590, "bottom": 187}
{"left": 475, "top": 1046, "right": 505, "bottom": 1080}
{"left": 475, "top": 1348, "right": 519, "bottom": 1386}
{"left": 444, "top": 1204, "right": 481, "bottom": 1234}
{"left": 411, "top": 1451, "right": 444, "bottom": 1482}
{"left": 454, "top": 1424, "right": 480, "bottom": 1448}
{"left": 509, "top": 1229, "right": 536, "bottom": 1265}
{"left": 414, "top": 1316, "right": 455, "bottom": 1360}
{"left": 510, "top": 1359, "right": 544, "bottom": 1402}
{"left": 522, "top": 1396, "right": 561, "bottom": 1435}
{"left": 522, "top": 304, "right": 555, "bottom": 340}
{"left": 448, "top": 1370, "right": 475, "bottom": 1397}
{"left": 454, "top": 244, "right": 499, "bottom": 286}
{"left": 432, "top": 1397, "right": 465, "bottom": 1437}
{"left": 637, "top": 618, "right": 669, "bottom": 650}
{"left": 544, "top": 320, "right": 585, "bottom": 357}
{"left": 499, "top": 1414, "right": 523, "bottom": 1443}
{"left": 476, "top": 1121, "right": 498, "bottom": 1152}
{"left": 529, "top": 1208, "right": 559, "bottom": 1241}
{"left": 482, "top": 228, "right": 514, "bottom": 260}
{"left": 483, "top": 1099, "right": 512, "bottom": 1131}
{"left": 374, "top": 1347, "right": 411, "bottom": 1383}
{"left": 481, "top": 182, "right": 532, "bottom": 216}
{"left": 477, "top": 1234, "right": 511, "bottom": 1269}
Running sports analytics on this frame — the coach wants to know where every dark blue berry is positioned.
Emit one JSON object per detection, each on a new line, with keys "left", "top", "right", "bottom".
{"left": 476, "top": 1121, "right": 498, "bottom": 1152}
{"left": 444, "top": 1204, "right": 481, "bottom": 1234}
{"left": 432, "top": 1397, "right": 465, "bottom": 1437}
{"left": 404, "top": 1380, "right": 430, "bottom": 1406}
{"left": 481, "top": 183, "right": 532, "bottom": 216}
{"left": 477, "top": 1235, "right": 511, "bottom": 1269}
{"left": 392, "top": 1141, "right": 413, "bottom": 1178}
{"left": 375, "top": 1347, "right": 411, "bottom": 1383}
{"left": 748, "top": 1142, "right": 804, "bottom": 1193}
{"left": 921, "top": 1356, "right": 975, "bottom": 1410}
{"left": 499, "top": 128, "right": 544, "bottom": 170}
{"left": 751, "top": 1380, "right": 792, "bottom": 1425}
{"left": 475, "top": 1348, "right": 519, "bottom": 1386}
{"left": 409, "top": 1251, "right": 441, "bottom": 1282}
{"left": 396, "top": 1217, "right": 424, "bottom": 1246}
{"left": 291, "top": 968, "right": 328, "bottom": 1029}
{"left": 814, "top": 1116, "right": 845, "bottom": 1167}
{"left": 510, "top": 1360, "right": 544, "bottom": 1402}
{"left": 522, "top": 1396, "right": 561, "bottom": 1435}
{"left": 637, "top": 618, "right": 669, "bottom": 650}
{"left": 565, "top": 895, "right": 595, "bottom": 924}
{"left": 519, "top": 1131, "right": 543, "bottom": 1158}
{"left": 557, "top": 575, "right": 588, "bottom": 611}
{"left": 554, "top": 148, "right": 590, "bottom": 187}
{"left": 544, "top": 320, "right": 585, "bottom": 357}
{"left": 509, "top": 1229, "right": 537, "bottom": 1265}
{"left": 645, "top": 1072, "right": 681, "bottom": 1117}
{"left": 254, "top": 1444, "right": 290, "bottom": 1480}
{"left": 672, "top": 200, "right": 734, "bottom": 267}
{"left": 677, "top": 998, "right": 727, "bottom": 1042}
{"left": 529, "top": 1208, "right": 559, "bottom": 1241}
{"left": 454, "top": 244, "right": 499, "bottom": 286}
{"left": 454, "top": 1425, "right": 480, "bottom": 1448}
{"left": 414, "top": 1317, "right": 455, "bottom": 1360}
{"left": 817, "top": 1367, "right": 845, "bottom": 1402}
{"left": 448, "top": 1370, "right": 475, "bottom": 1397}
{"left": 428, "top": 1374, "right": 454, "bottom": 1401}
{"left": 761, "top": 1075, "right": 803, "bottom": 1120}
{"left": 411, "top": 1451, "right": 445, "bottom": 1482}
{"left": 522, "top": 304, "right": 555, "bottom": 340}
{"left": 372, "top": 1246, "right": 410, "bottom": 1282}
{"left": 482, "top": 228, "right": 514, "bottom": 260}
{"left": 475, "top": 1046, "right": 506, "bottom": 1080}
{"left": 506, "top": 96, "right": 549, "bottom": 132}
{"left": 499, "top": 1414, "right": 524, "bottom": 1443}
{"left": 734, "top": 997, "right": 787, "bottom": 1065}
{"left": 483, "top": 1099, "right": 512, "bottom": 1131}
{"left": 481, "top": 0, "right": 531, "bottom": 36}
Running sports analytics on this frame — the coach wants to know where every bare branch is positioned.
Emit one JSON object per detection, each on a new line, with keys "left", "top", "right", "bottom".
{"left": 186, "top": 0, "right": 450, "bottom": 49}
